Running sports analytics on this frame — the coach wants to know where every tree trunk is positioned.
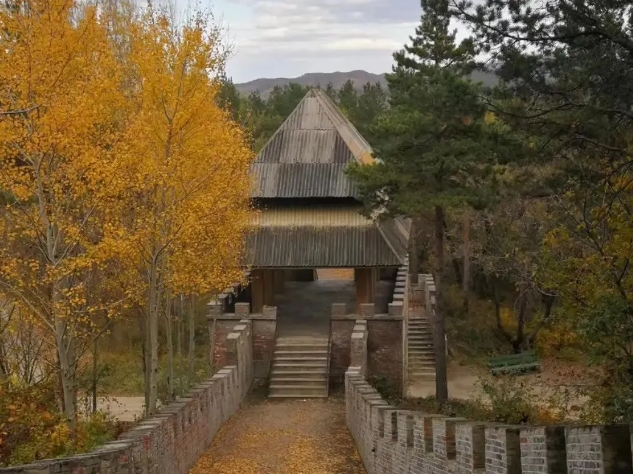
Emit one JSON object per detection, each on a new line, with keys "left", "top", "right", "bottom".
{"left": 187, "top": 295, "right": 195, "bottom": 389}
{"left": 514, "top": 292, "right": 528, "bottom": 354}
{"left": 209, "top": 316, "right": 216, "bottom": 375}
{"left": 165, "top": 290, "right": 174, "bottom": 404}
{"left": 0, "top": 338, "right": 8, "bottom": 378}
{"left": 146, "top": 260, "right": 160, "bottom": 416}
{"left": 138, "top": 310, "right": 149, "bottom": 416}
{"left": 92, "top": 338, "right": 98, "bottom": 413}
{"left": 433, "top": 205, "right": 448, "bottom": 403}
{"left": 462, "top": 210, "right": 471, "bottom": 312}
{"left": 409, "top": 216, "right": 423, "bottom": 284}
{"left": 55, "top": 318, "right": 76, "bottom": 429}
{"left": 177, "top": 295, "right": 183, "bottom": 395}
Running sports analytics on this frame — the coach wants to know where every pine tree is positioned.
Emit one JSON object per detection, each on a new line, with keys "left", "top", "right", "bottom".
{"left": 347, "top": 0, "right": 511, "bottom": 402}
{"left": 455, "top": 0, "right": 633, "bottom": 420}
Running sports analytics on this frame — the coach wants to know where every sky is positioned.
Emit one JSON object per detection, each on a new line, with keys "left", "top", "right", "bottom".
{"left": 202, "top": 0, "right": 424, "bottom": 83}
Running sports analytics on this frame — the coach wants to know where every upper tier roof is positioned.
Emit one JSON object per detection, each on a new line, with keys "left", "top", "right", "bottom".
{"left": 251, "top": 89, "right": 374, "bottom": 199}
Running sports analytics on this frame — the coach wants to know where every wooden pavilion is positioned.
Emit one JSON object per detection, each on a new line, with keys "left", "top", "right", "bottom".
{"left": 245, "top": 89, "right": 410, "bottom": 313}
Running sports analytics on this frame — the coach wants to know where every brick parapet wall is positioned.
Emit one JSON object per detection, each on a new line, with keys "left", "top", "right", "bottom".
{"left": 389, "top": 261, "right": 409, "bottom": 318}
{"left": 346, "top": 367, "right": 633, "bottom": 474}
{"left": 350, "top": 320, "right": 368, "bottom": 378}
{"left": 1, "top": 321, "right": 254, "bottom": 474}
{"left": 209, "top": 300, "right": 277, "bottom": 379}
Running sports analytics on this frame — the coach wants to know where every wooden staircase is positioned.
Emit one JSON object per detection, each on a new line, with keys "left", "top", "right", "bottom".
{"left": 407, "top": 317, "right": 436, "bottom": 384}
{"left": 268, "top": 335, "right": 330, "bottom": 398}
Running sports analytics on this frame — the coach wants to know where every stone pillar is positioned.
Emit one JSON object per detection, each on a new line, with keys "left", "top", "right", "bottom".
{"left": 273, "top": 269, "right": 285, "bottom": 294}
{"left": 251, "top": 269, "right": 264, "bottom": 314}
{"left": 354, "top": 268, "right": 375, "bottom": 313}
{"left": 262, "top": 269, "right": 275, "bottom": 306}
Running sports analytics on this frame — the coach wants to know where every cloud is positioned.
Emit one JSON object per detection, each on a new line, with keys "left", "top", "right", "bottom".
{"left": 212, "top": 0, "right": 422, "bottom": 81}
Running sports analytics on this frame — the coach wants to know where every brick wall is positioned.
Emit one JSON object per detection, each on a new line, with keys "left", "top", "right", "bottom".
{"left": 211, "top": 319, "right": 238, "bottom": 369}
{"left": 1, "top": 321, "right": 254, "bottom": 474}
{"left": 210, "top": 301, "right": 277, "bottom": 380}
{"left": 330, "top": 268, "right": 404, "bottom": 393}
{"left": 252, "top": 319, "right": 276, "bottom": 378}
{"left": 367, "top": 320, "right": 402, "bottom": 395}
{"left": 347, "top": 327, "right": 633, "bottom": 474}
{"left": 331, "top": 319, "right": 356, "bottom": 384}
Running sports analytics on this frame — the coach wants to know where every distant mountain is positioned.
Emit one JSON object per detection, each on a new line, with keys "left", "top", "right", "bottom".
{"left": 234, "top": 70, "right": 387, "bottom": 97}
{"left": 234, "top": 69, "right": 498, "bottom": 98}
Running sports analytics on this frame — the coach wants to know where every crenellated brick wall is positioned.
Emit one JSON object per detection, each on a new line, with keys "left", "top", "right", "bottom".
{"left": 329, "top": 262, "right": 408, "bottom": 391}
{"left": 347, "top": 327, "right": 633, "bottom": 474}
{"left": 1, "top": 321, "right": 254, "bottom": 474}
{"left": 209, "top": 300, "right": 277, "bottom": 379}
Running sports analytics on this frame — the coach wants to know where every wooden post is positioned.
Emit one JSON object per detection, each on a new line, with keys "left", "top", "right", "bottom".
{"left": 263, "top": 270, "right": 275, "bottom": 306}
{"left": 273, "top": 270, "right": 285, "bottom": 294}
{"left": 354, "top": 268, "right": 375, "bottom": 313}
{"left": 251, "top": 269, "right": 264, "bottom": 314}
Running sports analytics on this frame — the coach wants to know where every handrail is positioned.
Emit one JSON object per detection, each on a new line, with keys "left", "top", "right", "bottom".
{"left": 326, "top": 317, "right": 332, "bottom": 397}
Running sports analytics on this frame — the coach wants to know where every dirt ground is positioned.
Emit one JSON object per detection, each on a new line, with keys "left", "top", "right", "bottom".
{"left": 189, "top": 395, "right": 366, "bottom": 474}
{"left": 77, "top": 396, "right": 158, "bottom": 421}
{"left": 409, "top": 359, "right": 591, "bottom": 409}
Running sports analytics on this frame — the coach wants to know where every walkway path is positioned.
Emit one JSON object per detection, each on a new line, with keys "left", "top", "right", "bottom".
{"left": 189, "top": 394, "right": 366, "bottom": 474}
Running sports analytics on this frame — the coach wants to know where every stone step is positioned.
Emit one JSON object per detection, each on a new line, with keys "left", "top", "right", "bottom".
{"left": 269, "top": 385, "right": 328, "bottom": 397}
{"left": 272, "top": 362, "right": 328, "bottom": 369}
{"left": 269, "top": 334, "right": 330, "bottom": 399}
{"left": 275, "top": 343, "right": 329, "bottom": 351}
{"left": 270, "top": 368, "right": 328, "bottom": 376}
{"left": 408, "top": 375, "right": 436, "bottom": 381}
{"left": 408, "top": 343, "right": 434, "bottom": 349}
{"left": 407, "top": 346, "right": 435, "bottom": 354}
{"left": 276, "top": 337, "right": 329, "bottom": 343}
{"left": 274, "top": 349, "right": 328, "bottom": 358}
{"left": 408, "top": 353, "right": 435, "bottom": 359}
{"left": 409, "top": 352, "right": 435, "bottom": 359}
{"left": 269, "top": 377, "right": 326, "bottom": 385}
{"left": 268, "top": 392, "right": 328, "bottom": 399}
{"left": 408, "top": 369, "right": 436, "bottom": 376}
{"left": 274, "top": 356, "right": 328, "bottom": 362}
{"left": 408, "top": 320, "right": 431, "bottom": 325}
{"left": 408, "top": 364, "right": 436, "bottom": 371}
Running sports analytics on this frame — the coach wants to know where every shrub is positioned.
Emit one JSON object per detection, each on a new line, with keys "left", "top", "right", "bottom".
{"left": 0, "top": 378, "right": 119, "bottom": 466}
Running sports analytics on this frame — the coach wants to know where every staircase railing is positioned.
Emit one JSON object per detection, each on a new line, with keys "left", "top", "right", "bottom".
{"left": 268, "top": 305, "right": 281, "bottom": 388}
{"left": 327, "top": 318, "right": 332, "bottom": 397}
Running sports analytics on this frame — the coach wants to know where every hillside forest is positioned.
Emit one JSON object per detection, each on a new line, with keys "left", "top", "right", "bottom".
{"left": 0, "top": 0, "right": 632, "bottom": 466}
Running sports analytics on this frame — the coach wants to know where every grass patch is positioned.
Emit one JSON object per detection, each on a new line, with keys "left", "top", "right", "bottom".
{"left": 371, "top": 374, "right": 582, "bottom": 426}
{"left": 97, "top": 346, "right": 210, "bottom": 399}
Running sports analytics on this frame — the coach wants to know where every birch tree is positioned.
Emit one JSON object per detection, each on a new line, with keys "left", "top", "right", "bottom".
{"left": 0, "top": 0, "right": 128, "bottom": 424}
{"left": 122, "top": 8, "right": 253, "bottom": 415}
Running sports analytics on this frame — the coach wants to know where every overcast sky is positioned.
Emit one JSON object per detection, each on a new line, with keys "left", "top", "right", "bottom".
{"left": 207, "top": 0, "right": 423, "bottom": 83}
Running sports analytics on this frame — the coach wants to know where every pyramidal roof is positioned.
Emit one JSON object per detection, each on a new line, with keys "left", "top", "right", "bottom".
{"left": 252, "top": 89, "right": 374, "bottom": 199}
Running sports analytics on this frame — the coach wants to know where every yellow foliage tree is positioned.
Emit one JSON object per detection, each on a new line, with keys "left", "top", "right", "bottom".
{"left": 0, "top": 0, "right": 128, "bottom": 424}
{"left": 119, "top": 8, "right": 253, "bottom": 414}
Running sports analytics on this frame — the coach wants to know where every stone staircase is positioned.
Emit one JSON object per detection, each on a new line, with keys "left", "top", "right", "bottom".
{"left": 269, "top": 335, "right": 330, "bottom": 398}
{"left": 407, "top": 317, "right": 436, "bottom": 384}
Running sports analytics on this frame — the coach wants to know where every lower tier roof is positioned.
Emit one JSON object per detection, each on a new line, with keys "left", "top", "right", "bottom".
{"left": 245, "top": 206, "right": 409, "bottom": 268}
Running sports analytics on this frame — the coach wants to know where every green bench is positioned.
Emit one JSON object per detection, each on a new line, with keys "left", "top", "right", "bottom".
{"left": 489, "top": 349, "right": 541, "bottom": 376}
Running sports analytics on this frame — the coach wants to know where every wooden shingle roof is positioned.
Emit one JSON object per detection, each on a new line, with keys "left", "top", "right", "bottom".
{"left": 251, "top": 89, "right": 374, "bottom": 198}
{"left": 245, "top": 206, "right": 410, "bottom": 268}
